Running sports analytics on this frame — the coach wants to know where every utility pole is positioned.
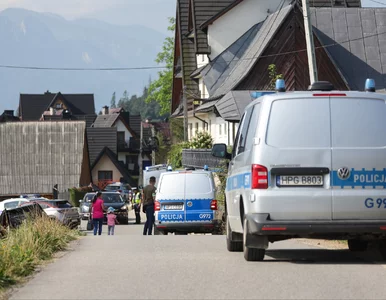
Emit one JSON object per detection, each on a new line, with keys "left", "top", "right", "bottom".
{"left": 151, "top": 124, "right": 155, "bottom": 165}
{"left": 183, "top": 86, "right": 188, "bottom": 142}
{"left": 138, "top": 121, "right": 143, "bottom": 188}
{"left": 302, "top": 0, "right": 318, "bottom": 84}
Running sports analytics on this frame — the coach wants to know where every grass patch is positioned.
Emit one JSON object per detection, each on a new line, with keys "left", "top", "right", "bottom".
{"left": 0, "top": 216, "right": 80, "bottom": 290}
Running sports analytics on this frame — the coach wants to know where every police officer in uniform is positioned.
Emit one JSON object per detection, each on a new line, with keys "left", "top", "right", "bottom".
{"left": 132, "top": 188, "right": 142, "bottom": 224}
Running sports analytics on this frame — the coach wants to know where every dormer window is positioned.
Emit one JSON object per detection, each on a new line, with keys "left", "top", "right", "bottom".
{"left": 56, "top": 103, "right": 62, "bottom": 109}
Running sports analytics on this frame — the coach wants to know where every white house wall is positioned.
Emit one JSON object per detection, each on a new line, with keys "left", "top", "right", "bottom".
{"left": 207, "top": 0, "right": 292, "bottom": 59}
{"left": 188, "top": 113, "right": 238, "bottom": 146}
{"left": 115, "top": 119, "right": 132, "bottom": 140}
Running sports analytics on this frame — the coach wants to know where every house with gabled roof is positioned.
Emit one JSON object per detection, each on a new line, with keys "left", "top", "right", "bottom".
{"left": 18, "top": 91, "right": 97, "bottom": 127}
{"left": 88, "top": 106, "right": 153, "bottom": 188}
{"left": 171, "top": 0, "right": 364, "bottom": 145}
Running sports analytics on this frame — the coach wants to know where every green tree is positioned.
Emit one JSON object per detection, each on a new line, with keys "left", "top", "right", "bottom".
{"left": 190, "top": 131, "right": 213, "bottom": 149}
{"left": 110, "top": 92, "right": 116, "bottom": 108}
{"left": 146, "top": 17, "right": 175, "bottom": 115}
{"left": 268, "top": 64, "right": 283, "bottom": 90}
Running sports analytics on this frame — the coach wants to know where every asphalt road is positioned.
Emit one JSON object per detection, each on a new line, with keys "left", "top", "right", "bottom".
{"left": 10, "top": 213, "right": 386, "bottom": 300}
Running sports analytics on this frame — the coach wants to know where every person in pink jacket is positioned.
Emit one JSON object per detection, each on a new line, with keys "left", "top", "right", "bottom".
{"left": 91, "top": 191, "right": 105, "bottom": 235}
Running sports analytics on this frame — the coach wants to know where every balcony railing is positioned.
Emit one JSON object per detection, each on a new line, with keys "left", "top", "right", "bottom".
{"left": 98, "top": 179, "right": 113, "bottom": 190}
{"left": 182, "top": 149, "right": 224, "bottom": 169}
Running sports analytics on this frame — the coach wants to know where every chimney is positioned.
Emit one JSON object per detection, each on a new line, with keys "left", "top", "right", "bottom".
{"left": 102, "top": 105, "right": 109, "bottom": 115}
{"left": 4, "top": 110, "right": 14, "bottom": 116}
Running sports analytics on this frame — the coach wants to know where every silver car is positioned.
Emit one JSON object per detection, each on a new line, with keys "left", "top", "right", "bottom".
{"left": 25, "top": 198, "right": 80, "bottom": 229}
{"left": 212, "top": 79, "right": 386, "bottom": 261}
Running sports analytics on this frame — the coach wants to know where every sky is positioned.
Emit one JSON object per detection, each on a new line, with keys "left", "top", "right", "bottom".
{"left": 0, "top": 0, "right": 176, "bottom": 34}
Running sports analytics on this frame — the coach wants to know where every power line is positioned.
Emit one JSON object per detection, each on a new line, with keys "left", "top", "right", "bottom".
{"left": 0, "top": 65, "right": 168, "bottom": 71}
{"left": 1, "top": 27, "right": 386, "bottom": 72}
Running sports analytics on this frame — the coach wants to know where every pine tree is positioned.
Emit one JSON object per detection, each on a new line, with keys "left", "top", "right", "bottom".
{"left": 110, "top": 92, "right": 116, "bottom": 108}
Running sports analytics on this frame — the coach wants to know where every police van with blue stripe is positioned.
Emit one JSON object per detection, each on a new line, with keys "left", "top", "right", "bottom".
{"left": 154, "top": 167, "right": 222, "bottom": 235}
{"left": 212, "top": 78, "right": 386, "bottom": 261}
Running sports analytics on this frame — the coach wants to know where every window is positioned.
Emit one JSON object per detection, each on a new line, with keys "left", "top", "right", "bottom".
{"left": 244, "top": 104, "right": 261, "bottom": 151}
{"left": 55, "top": 103, "right": 62, "bottom": 109}
{"left": 98, "top": 171, "right": 113, "bottom": 180}
{"left": 159, "top": 174, "right": 185, "bottom": 194}
{"left": 185, "top": 174, "right": 212, "bottom": 193}
{"left": 232, "top": 114, "right": 245, "bottom": 158}
{"left": 189, "top": 123, "right": 193, "bottom": 138}
{"left": 331, "top": 98, "right": 386, "bottom": 147}
{"left": 236, "top": 107, "right": 254, "bottom": 155}
{"left": 117, "top": 132, "right": 125, "bottom": 144}
{"left": 219, "top": 124, "right": 222, "bottom": 135}
{"left": 266, "top": 98, "right": 330, "bottom": 148}
{"left": 102, "top": 194, "right": 124, "bottom": 203}
{"left": 195, "top": 122, "right": 199, "bottom": 134}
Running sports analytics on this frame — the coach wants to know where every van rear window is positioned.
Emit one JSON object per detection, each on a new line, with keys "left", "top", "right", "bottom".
{"left": 266, "top": 98, "right": 330, "bottom": 148}
{"left": 185, "top": 174, "right": 212, "bottom": 194}
{"left": 331, "top": 98, "right": 386, "bottom": 147}
{"left": 159, "top": 174, "right": 185, "bottom": 194}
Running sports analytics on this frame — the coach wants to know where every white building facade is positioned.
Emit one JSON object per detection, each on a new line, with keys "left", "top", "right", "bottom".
{"left": 186, "top": 0, "right": 288, "bottom": 145}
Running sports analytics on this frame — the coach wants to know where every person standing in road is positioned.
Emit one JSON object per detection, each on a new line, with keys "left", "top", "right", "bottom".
{"left": 91, "top": 191, "right": 105, "bottom": 236}
{"left": 142, "top": 176, "right": 156, "bottom": 235}
{"left": 132, "top": 188, "right": 142, "bottom": 224}
{"left": 107, "top": 207, "right": 119, "bottom": 235}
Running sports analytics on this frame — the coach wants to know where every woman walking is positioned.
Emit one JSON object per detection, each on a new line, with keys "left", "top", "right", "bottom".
{"left": 91, "top": 191, "right": 105, "bottom": 235}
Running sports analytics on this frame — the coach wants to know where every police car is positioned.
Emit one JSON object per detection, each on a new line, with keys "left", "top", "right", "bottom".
{"left": 143, "top": 164, "right": 169, "bottom": 188}
{"left": 212, "top": 78, "right": 386, "bottom": 261}
{"left": 154, "top": 166, "right": 222, "bottom": 235}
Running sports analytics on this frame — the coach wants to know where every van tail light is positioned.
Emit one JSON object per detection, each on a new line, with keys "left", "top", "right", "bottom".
{"left": 251, "top": 164, "right": 268, "bottom": 189}
{"left": 154, "top": 201, "right": 161, "bottom": 211}
{"left": 210, "top": 200, "right": 217, "bottom": 210}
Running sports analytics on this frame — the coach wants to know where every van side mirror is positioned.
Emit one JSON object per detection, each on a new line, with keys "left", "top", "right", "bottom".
{"left": 79, "top": 200, "right": 83, "bottom": 204}
{"left": 212, "top": 143, "right": 231, "bottom": 159}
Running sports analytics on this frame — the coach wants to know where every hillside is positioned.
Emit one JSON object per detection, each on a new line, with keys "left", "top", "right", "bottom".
{"left": 0, "top": 8, "right": 166, "bottom": 113}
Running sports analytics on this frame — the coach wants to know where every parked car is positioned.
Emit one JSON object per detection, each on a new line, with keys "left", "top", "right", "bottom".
{"left": 212, "top": 78, "right": 386, "bottom": 261}
{"left": 0, "top": 198, "right": 30, "bottom": 215}
{"left": 104, "top": 182, "right": 131, "bottom": 201}
{"left": 154, "top": 168, "right": 222, "bottom": 235}
{"left": 22, "top": 199, "right": 80, "bottom": 229}
{"left": 1, "top": 202, "right": 45, "bottom": 230}
{"left": 101, "top": 192, "right": 129, "bottom": 224}
{"left": 79, "top": 193, "right": 95, "bottom": 220}
{"left": 79, "top": 192, "right": 129, "bottom": 224}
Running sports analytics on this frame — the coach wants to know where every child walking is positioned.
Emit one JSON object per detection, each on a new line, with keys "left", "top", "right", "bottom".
{"left": 107, "top": 207, "right": 119, "bottom": 235}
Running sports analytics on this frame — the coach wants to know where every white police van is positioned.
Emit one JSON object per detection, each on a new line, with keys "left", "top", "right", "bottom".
{"left": 212, "top": 79, "right": 386, "bottom": 261}
{"left": 154, "top": 167, "right": 222, "bottom": 235}
{"left": 143, "top": 164, "right": 169, "bottom": 189}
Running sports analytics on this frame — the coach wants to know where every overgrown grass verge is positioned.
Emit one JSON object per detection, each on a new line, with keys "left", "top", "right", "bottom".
{"left": 0, "top": 216, "right": 80, "bottom": 291}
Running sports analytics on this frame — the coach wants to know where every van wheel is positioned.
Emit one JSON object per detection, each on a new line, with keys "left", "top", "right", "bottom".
{"left": 154, "top": 225, "right": 163, "bottom": 235}
{"left": 226, "top": 216, "right": 242, "bottom": 252}
{"left": 378, "top": 240, "right": 386, "bottom": 260}
{"left": 348, "top": 239, "right": 368, "bottom": 252}
{"left": 243, "top": 218, "right": 265, "bottom": 261}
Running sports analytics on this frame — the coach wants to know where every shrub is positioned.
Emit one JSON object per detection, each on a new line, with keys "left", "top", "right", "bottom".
{"left": 68, "top": 186, "right": 92, "bottom": 207}
{"left": 168, "top": 141, "right": 190, "bottom": 169}
{"left": 0, "top": 216, "right": 79, "bottom": 290}
{"left": 190, "top": 131, "right": 213, "bottom": 149}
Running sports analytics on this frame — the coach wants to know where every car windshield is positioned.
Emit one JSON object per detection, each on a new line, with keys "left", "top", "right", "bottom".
{"left": 4, "top": 201, "right": 20, "bottom": 209}
{"left": 102, "top": 194, "right": 123, "bottom": 203}
{"left": 105, "top": 186, "right": 120, "bottom": 191}
{"left": 84, "top": 194, "right": 95, "bottom": 202}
